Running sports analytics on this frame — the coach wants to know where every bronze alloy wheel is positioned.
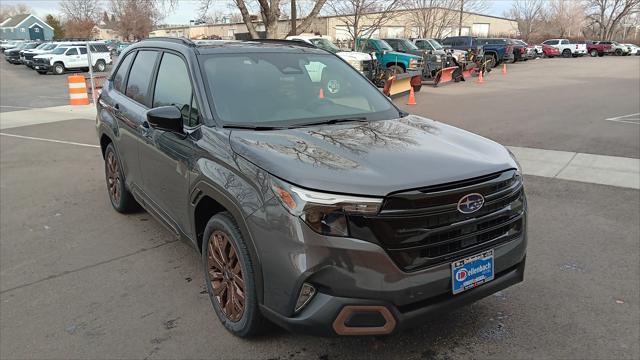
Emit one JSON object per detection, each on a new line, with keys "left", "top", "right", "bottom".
{"left": 207, "top": 230, "right": 245, "bottom": 322}
{"left": 106, "top": 151, "right": 121, "bottom": 204}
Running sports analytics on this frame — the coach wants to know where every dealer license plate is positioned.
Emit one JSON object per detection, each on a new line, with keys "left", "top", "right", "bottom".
{"left": 451, "top": 249, "right": 494, "bottom": 295}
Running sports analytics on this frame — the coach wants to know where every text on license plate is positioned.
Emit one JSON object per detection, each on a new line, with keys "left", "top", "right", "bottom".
{"left": 451, "top": 249, "right": 494, "bottom": 295}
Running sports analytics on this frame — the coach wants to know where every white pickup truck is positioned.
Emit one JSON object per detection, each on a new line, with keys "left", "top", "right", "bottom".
{"left": 32, "top": 43, "right": 112, "bottom": 75}
{"left": 541, "top": 39, "right": 587, "bottom": 58}
{"left": 285, "top": 35, "right": 374, "bottom": 75}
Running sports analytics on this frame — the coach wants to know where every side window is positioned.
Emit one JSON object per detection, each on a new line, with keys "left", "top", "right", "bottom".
{"left": 153, "top": 53, "right": 195, "bottom": 126}
{"left": 125, "top": 50, "right": 159, "bottom": 106}
{"left": 113, "top": 52, "right": 134, "bottom": 93}
{"left": 561, "top": 40, "right": 569, "bottom": 45}
{"left": 79, "top": 47, "right": 87, "bottom": 55}
{"left": 66, "top": 48, "right": 78, "bottom": 55}
{"left": 441, "top": 38, "right": 451, "bottom": 45}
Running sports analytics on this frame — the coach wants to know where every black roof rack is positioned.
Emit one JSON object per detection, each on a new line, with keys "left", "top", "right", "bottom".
{"left": 244, "top": 39, "right": 317, "bottom": 48}
{"left": 139, "top": 37, "right": 195, "bottom": 46}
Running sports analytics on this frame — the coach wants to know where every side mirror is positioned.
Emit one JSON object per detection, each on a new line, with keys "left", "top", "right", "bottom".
{"left": 147, "top": 106, "right": 183, "bottom": 133}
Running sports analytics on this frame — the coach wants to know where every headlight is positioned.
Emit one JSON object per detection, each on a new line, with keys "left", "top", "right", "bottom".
{"left": 507, "top": 148, "right": 522, "bottom": 176}
{"left": 409, "top": 59, "right": 418, "bottom": 68}
{"left": 347, "top": 59, "right": 363, "bottom": 71}
{"left": 270, "top": 177, "right": 382, "bottom": 237}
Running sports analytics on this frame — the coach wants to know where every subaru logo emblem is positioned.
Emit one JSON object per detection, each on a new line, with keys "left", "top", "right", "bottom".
{"left": 457, "top": 193, "right": 484, "bottom": 214}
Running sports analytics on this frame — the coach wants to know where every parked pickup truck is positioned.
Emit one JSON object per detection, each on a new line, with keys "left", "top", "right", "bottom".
{"left": 579, "top": 40, "right": 612, "bottom": 57}
{"left": 286, "top": 35, "right": 377, "bottom": 81}
{"left": 541, "top": 39, "right": 587, "bottom": 58}
{"left": 441, "top": 36, "right": 514, "bottom": 67}
{"left": 596, "top": 41, "right": 630, "bottom": 56}
{"left": 356, "top": 38, "right": 423, "bottom": 75}
{"left": 32, "top": 43, "right": 112, "bottom": 74}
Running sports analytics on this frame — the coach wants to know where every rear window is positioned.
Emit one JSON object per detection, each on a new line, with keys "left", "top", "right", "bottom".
{"left": 125, "top": 51, "right": 159, "bottom": 105}
{"left": 89, "top": 44, "right": 109, "bottom": 53}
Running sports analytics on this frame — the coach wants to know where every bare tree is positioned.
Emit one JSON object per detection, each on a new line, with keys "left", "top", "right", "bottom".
{"left": 327, "top": 0, "right": 404, "bottom": 50}
{"left": 0, "top": 3, "right": 33, "bottom": 23}
{"left": 197, "top": 0, "right": 326, "bottom": 39}
{"left": 584, "top": 0, "right": 640, "bottom": 40}
{"left": 544, "top": 0, "right": 587, "bottom": 38}
{"left": 406, "top": 0, "right": 489, "bottom": 39}
{"left": 110, "top": 0, "right": 162, "bottom": 40}
{"left": 506, "top": 0, "right": 544, "bottom": 41}
{"left": 59, "top": 0, "right": 102, "bottom": 38}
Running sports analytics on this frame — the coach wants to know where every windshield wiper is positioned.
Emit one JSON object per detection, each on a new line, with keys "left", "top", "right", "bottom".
{"left": 223, "top": 124, "right": 285, "bottom": 131}
{"left": 295, "top": 117, "right": 369, "bottom": 127}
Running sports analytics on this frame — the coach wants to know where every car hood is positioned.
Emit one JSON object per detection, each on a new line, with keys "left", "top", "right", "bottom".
{"left": 229, "top": 115, "right": 517, "bottom": 196}
{"left": 336, "top": 51, "right": 373, "bottom": 61}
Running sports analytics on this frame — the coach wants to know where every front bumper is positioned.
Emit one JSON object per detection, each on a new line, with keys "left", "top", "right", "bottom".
{"left": 5, "top": 56, "right": 20, "bottom": 63}
{"left": 248, "top": 198, "right": 527, "bottom": 336}
{"left": 261, "top": 247, "right": 526, "bottom": 337}
{"left": 33, "top": 63, "right": 51, "bottom": 71}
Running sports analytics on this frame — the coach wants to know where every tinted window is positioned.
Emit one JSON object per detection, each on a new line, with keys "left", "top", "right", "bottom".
{"left": 441, "top": 38, "right": 453, "bottom": 45}
{"left": 66, "top": 48, "right": 78, "bottom": 55}
{"left": 125, "top": 51, "right": 158, "bottom": 105}
{"left": 79, "top": 47, "right": 87, "bottom": 54}
{"left": 153, "top": 53, "right": 194, "bottom": 126}
{"left": 113, "top": 51, "right": 134, "bottom": 93}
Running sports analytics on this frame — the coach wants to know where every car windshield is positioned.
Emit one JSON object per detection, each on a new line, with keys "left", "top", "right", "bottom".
{"left": 373, "top": 39, "right": 394, "bottom": 51}
{"left": 35, "top": 43, "right": 47, "bottom": 49}
{"left": 399, "top": 39, "right": 419, "bottom": 50}
{"left": 51, "top": 47, "right": 67, "bottom": 54}
{"left": 14, "top": 43, "right": 27, "bottom": 50}
{"left": 24, "top": 43, "right": 39, "bottom": 49}
{"left": 43, "top": 44, "right": 57, "bottom": 50}
{"left": 428, "top": 39, "right": 443, "bottom": 50}
{"left": 309, "top": 38, "right": 341, "bottom": 54}
{"left": 200, "top": 52, "right": 398, "bottom": 127}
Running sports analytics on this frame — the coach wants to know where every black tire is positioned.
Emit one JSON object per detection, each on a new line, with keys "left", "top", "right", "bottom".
{"left": 590, "top": 49, "right": 598, "bottom": 57}
{"left": 94, "top": 60, "right": 106, "bottom": 72}
{"left": 104, "top": 143, "right": 138, "bottom": 213}
{"left": 53, "top": 62, "right": 65, "bottom": 75}
{"left": 562, "top": 49, "right": 571, "bottom": 58}
{"left": 615, "top": 48, "right": 623, "bottom": 56}
{"left": 202, "top": 212, "right": 265, "bottom": 337}
{"left": 598, "top": 53, "right": 604, "bottom": 57}
{"left": 387, "top": 65, "right": 405, "bottom": 75}
{"left": 483, "top": 54, "right": 496, "bottom": 68}
{"left": 37, "top": 70, "right": 47, "bottom": 75}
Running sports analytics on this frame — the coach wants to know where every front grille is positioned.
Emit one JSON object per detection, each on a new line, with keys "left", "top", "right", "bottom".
{"left": 349, "top": 170, "right": 525, "bottom": 271}
{"left": 25, "top": 53, "right": 35, "bottom": 60}
{"left": 33, "top": 58, "right": 48, "bottom": 65}
{"left": 362, "top": 60, "right": 373, "bottom": 71}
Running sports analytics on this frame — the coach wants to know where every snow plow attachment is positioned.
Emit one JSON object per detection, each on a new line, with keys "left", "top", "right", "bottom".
{"left": 383, "top": 71, "right": 422, "bottom": 97}
{"left": 433, "top": 66, "right": 458, "bottom": 87}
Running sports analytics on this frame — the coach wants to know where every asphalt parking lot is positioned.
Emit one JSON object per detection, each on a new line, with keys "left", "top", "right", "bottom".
{"left": 1, "top": 56, "right": 639, "bottom": 359}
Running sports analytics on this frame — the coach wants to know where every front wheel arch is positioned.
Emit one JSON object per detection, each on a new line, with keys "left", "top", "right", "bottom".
{"left": 191, "top": 182, "right": 264, "bottom": 304}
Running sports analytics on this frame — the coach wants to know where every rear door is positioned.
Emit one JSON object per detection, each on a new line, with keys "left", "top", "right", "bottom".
{"left": 105, "top": 50, "right": 160, "bottom": 192}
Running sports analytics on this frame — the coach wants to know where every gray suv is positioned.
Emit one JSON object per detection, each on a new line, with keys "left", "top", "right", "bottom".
{"left": 96, "top": 38, "right": 527, "bottom": 337}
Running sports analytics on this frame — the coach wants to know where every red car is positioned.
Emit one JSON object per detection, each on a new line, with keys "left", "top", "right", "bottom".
{"left": 542, "top": 44, "right": 560, "bottom": 58}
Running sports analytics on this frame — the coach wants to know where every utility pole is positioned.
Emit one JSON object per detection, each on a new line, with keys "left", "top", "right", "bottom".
{"left": 291, "top": 0, "right": 297, "bottom": 36}
{"left": 458, "top": 0, "right": 464, "bottom": 36}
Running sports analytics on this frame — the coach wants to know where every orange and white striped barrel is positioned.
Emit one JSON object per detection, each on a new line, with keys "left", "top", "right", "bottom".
{"left": 67, "top": 75, "right": 89, "bottom": 105}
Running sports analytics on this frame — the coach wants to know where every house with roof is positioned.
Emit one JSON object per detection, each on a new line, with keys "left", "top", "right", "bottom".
{"left": 0, "top": 14, "right": 54, "bottom": 41}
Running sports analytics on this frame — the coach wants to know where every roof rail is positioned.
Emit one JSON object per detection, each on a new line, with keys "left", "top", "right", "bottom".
{"left": 139, "top": 37, "right": 195, "bottom": 46}
{"left": 246, "top": 39, "right": 317, "bottom": 48}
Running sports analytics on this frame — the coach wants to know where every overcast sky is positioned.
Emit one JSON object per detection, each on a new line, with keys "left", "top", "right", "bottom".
{"left": 5, "top": 0, "right": 514, "bottom": 25}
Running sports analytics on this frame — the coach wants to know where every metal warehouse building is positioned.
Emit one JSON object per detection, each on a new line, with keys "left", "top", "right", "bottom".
{"left": 149, "top": 8, "right": 518, "bottom": 42}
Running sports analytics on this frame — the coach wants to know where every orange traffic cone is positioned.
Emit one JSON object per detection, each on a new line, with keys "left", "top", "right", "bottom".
{"left": 502, "top": 63, "right": 507, "bottom": 75}
{"left": 476, "top": 70, "right": 484, "bottom": 84}
{"left": 319, "top": 87, "right": 325, "bottom": 99}
{"left": 407, "top": 86, "right": 416, "bottom": 105}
